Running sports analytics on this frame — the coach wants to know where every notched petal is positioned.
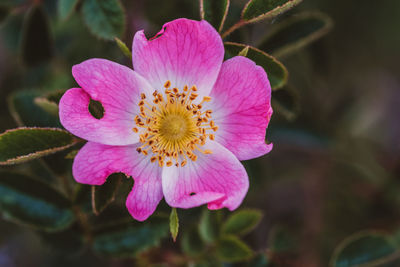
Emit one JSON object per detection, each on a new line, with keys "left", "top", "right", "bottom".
{"left": 132, "top": 19, "right": 224, "bottom": 97}
{"left": 88, "top": 99, "right": 104, "bottom": 119}
{"left": 148, "top": 26, "right": 167, "bottom": 41}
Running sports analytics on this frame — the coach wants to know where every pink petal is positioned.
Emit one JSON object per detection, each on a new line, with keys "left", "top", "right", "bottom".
{"left": 162, "top": 141, "right": 248, "bottom": 211}
{"left": 208, "top": 56, "right": 273, "bottom": 161}
{"left": 59, "top": 59, "right": 153, "bottom": 145}
{"left": 132, "top": 19, "right": 224, "bottom": 98}
{"left": 73, "top": 142, "right": 163, "bottom": 221}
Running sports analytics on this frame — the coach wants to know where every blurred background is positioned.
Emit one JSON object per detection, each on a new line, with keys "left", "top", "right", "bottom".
{"left": 0, "top": 0, "right": 400, "bottom": 266}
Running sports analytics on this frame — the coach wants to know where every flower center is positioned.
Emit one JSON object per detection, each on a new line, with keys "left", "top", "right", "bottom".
{"left": 159, "top": 114, "right": 191, "bottom": 141}
{"left": 133, "top": 81, "right": 218, "bottom": 167}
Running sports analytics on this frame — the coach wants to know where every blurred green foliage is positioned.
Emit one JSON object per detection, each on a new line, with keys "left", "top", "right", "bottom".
{"left": 0, "top": 0, "right": 399, "bottom": 266}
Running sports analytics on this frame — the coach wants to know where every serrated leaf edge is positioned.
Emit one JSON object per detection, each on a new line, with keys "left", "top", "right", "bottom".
{"left": 0, "top": 127, "right": 78, "bottom": 165}
{"left": 200, "top": 0, "right": 231, "bottom": 33}
{"left": 242, "top": 0, "right": 303, "bottom": 24}
{"left": 224, "top": 41, "right": 289, "bottom": 90}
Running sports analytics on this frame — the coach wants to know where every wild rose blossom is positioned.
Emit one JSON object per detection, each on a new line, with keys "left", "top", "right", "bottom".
{"left": 59, "top": 18, "right": 272, "bottom": 221}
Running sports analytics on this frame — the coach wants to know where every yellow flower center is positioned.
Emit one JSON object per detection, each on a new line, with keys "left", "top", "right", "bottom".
{"left": 133, "top": 80, "right": 218, "bottom": 167}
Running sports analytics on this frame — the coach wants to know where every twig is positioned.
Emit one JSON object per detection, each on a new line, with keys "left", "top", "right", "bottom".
{"left": 220, "top": 20, "right": 247, "bottom": 39}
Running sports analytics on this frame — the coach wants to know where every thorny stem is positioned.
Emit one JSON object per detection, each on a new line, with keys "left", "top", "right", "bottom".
{"left": 220, "top": 19, "right": 247, "bottom": 39}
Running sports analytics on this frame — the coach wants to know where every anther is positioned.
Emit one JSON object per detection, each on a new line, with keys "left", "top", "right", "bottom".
{"left": 134, "top": 81, "right": 218, "bottom": 167}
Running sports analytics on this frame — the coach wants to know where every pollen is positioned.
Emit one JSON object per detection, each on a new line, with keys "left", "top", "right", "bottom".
{"left": 133, "top": 80, "right": 217, "bottom": 167}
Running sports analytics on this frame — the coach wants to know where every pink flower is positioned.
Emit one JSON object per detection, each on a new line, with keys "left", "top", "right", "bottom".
{"left": 59, "top": 19, "right": 272, "bottom": 221}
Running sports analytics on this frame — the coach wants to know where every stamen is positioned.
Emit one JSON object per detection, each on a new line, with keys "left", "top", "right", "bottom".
{"left": 133, "top": 81, "right": 218, "bottom": 167}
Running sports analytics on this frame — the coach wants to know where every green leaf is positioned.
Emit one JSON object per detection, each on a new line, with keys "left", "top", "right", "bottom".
{"left": 217, "top": 235, "right": 253, "bottom": 263}
{"left": 0, "top": 171, "right": 75, "bottom": 231}
{"left": 58, "top": 0, "right": 80, "bottom": 21}
{"left": 259, "top": 12, "right": 333, "bottom": 57}
{"left": 222, "top": 209, "right": 263, "bottom": 236}
{"left": 200, "top": 0, "right": 230, "bottom": 32}
{"left": 82, "top": 0, "right": 125, "bottom": 40}
{"left": 182, "top": 226, "right": 206, "bottom": 256}
{"left": 238, "top": 45, "right": 249, "bottom": 57}
{"left": 21, "top": 5, "right": 53, "bottom": 66}
{"left": 33, "top": 97, "right": 58, "bottom": 116}
{"left": 224, "top": 42, "right": 288, "bottom": 90}
{"left": 65, "top": 149, "right": 79, "bottom": 159}
{"left": 8, "top": 90, "right": 61, "bottom": 127}
{"left": 169, "top": 208, "right": 179, "bottom": 242}
{"left": 0, "top": 127, "right": 77, "bottom": 165}
{"left": 242, "top": 0, "right": 303, "bottom": 23}
{"left": 91, "top": 173, "right": 123, "bottom": 215}
{"left": 114, "top": 37, "right": 132, "bottom": 59}
{"left": 330, "top": 231, "right": 398, "bottom": 267}
{"left": 199, "top": 209, "right": 221, "bottom": 243}
{"left": 271, "top": 85, "right": 300, "bottom": 121}
{"left": 93, "top": 217, "right": 169, "bottom": 257}
{"left": 268, "top": 225, "right": 300, "bottom": 253}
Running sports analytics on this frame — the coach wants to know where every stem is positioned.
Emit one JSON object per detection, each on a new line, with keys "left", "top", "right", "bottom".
{"left": 60, "top": 173, "right": 93, "bottom": 243}
{"left": 220, "top": 20, "right": 247, "bottom": 39}
{"left": 72, "top": 205, "right": 93, "bottom": 244}
{"left": 39, "top": 158, "right": 93, "bottom": 243}
{"left": 58, "top": 172, "right": 73, "bottom": 196}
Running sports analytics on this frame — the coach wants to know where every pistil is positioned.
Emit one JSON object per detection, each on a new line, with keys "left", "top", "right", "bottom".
{"left": 133, "top": 81, "right": 218, "bottom": 167}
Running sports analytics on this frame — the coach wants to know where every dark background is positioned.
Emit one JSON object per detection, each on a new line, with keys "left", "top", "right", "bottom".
{"left": 0, "top": 0, "right": 399, "bottom": 266}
